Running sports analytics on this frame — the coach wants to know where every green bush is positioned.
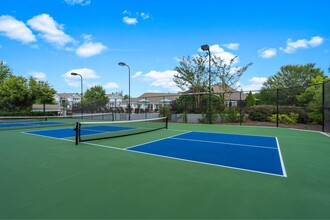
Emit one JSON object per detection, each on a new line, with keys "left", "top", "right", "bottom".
{"left": 308, "top": 112, "right": 322, "bottom": 125}
{"left": 278, "top": 106, "right": 308, "bottom": 124}
{"left": 220, "top": 107, "right": 243, "bottom": 123}
{"left": 0, "top": 111, "right": 58, "bottom": 117}
{"left": 269, "top": 113, "right": 298, "bottom": 125}
{"left": 159, "top": 105, "right": 171, "bottom": 119}
{"left": 246, "top": 105, "right": 276, "bottom": 122}
{"left": 199, "top": 109, "right": 218, "bottom": 124}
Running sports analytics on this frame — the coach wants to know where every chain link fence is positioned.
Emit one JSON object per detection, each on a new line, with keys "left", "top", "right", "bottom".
{"left": 71, "top": 81, "right": 329, "bottom": 133}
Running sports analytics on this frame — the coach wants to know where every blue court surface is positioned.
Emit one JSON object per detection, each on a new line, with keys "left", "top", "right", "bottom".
{"left": 25, "top": 125, "right": 134, "bottom": 138}
{"left": 127, "top": 132, "right": 287, "bottom": 177}
{"left": 0, "top": 121, "right": 66, "bottom": 128}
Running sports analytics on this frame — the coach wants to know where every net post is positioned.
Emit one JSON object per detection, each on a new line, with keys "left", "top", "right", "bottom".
{"left": 165, "top": 117, "right": 168, "bottom": 129}
{"left": 74, "top": 122, "right": 80, "bottom": 145}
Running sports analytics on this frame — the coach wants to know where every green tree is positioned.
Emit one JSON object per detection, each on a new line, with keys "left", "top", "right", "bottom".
{"left": 84, "top": 85, "right": 109, "bottom": 111}
{"left": 262, "top": 63, "right": 324, "bottom": 89}
{"left": 0, "top": 76, "right": 33, "bottom": 112}
{"left": 28, "top": 77, "right": 56, "bottom": 104}
{"left": 0, "top": 60, "right": 13, "bottom": 84}
{"left": 174, "top": 55, "right": 208, "bottom": 112}
{"left": 245, "top": 91, "right": 256, "bottom": 107}
{"left": 259, "top": 63, "right": 326, "bottom": 105}
{"left": 212, "top": 56, "right": 253, "bottom": 93}
{"left": 297, "top": 75, "right": 327, "bottom": 124}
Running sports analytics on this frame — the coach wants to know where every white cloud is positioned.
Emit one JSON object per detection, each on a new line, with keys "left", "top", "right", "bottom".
{"left": 0, "top": 15, "right": 36, "bottom": 44}
{"left": 76, "top": 41, "right": 107, "bottom": 57}
{"left": 309, "top": 36, "right": 324, "bottom": 47}
{"left": 64, "top": 0, "right": 91, "bottom": 5}
{"left": 122, "top": 11, "right": 150, "bottom": 25}
{"left": 200, "top": 44, "right": 238, "bottom": 65}
{"left": 104, "top": 82, "right": 119, "bottom": 89}
{"left": 240, "top": 77, "right": 267, "bottom": 92}
{"left": 132, "top": 71, "right": 143, "bottom": 79}
{"left": 140, "top": 12, "right": 150, "bottom": 20}
{"left": 123, "top": 16, "right": 138, "bottom": 25}
{"left": 258, "top": 48, "right": 277, "bottom": 58}
{"left": 29, "top": 71, "right": 47, "bottom": 81}
{"left": 280, "top": 36, "right": 324, "bottom": 53}
{"left": 142, "top": 70, "right": 180, "bottom": 92}
{"left": 63, "top": 68, "right": 99, "bottom": 87}
{"left": 223, "top": 43, "right": 240, "bottom": 50}
{"left": 27, "top": 14, "right": 74, "bottom": 47}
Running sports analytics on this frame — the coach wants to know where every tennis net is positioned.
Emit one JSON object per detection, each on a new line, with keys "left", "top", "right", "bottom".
{"left": 0, "top": 113, "right": 114, "bottom": 130}
{"left": 74, "top": 117, "right": 168, "bottom": 145}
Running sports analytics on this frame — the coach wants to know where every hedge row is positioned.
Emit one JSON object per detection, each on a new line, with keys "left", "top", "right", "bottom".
{"left": 245, "top": 105, "right": 309, "bottom": 124}
{"left": 0, "top": 111, "right": 58, "bottom": 117}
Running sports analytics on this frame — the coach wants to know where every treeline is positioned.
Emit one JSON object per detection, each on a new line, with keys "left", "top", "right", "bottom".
{"left": 0, "top": 61, "right": 56, "bottom": 113}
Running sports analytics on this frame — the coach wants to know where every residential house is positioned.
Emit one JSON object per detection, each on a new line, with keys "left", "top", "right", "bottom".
{"left": 54, "top": 93, "right": 81, "bottom": 109}
{"left": 128, "top": 93, "right": 180, "bottom": 113}
{"left": 212, "top": 84, "right": 247, "bottom": 107}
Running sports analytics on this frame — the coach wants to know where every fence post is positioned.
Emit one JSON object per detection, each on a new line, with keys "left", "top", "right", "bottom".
{"left": 276, "top": 88, "right": 279, "bottom": 128}
{"left": 239, "top": 90, "right": 242, "bottom": 126}
{"left": 322, "top": 80, "right": 325, "bottom": 132}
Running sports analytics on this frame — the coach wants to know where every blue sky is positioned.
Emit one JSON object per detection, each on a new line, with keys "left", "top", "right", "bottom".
{"left": 1, "top": 0, "right": 329, "bottom": 97}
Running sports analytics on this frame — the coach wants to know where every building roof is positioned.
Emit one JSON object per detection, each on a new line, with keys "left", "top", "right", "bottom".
{"left": 56, "top": 93, "right": 81, "bottom": 98}
{"left": 137, "top": 93, "right": 181, "bottom": 103}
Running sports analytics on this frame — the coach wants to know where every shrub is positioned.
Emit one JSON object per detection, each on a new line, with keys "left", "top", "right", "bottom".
{"left": 246, "top": 105, "right": 276, "bottom": 122}
{"left": 199, "top": 109, "right": 218, "bottom": 124}
{"left": 159, "top": 105, "right": 171, "bottom": 119}
{"left": 220, "top": 107, "right": 242, "bottom": 123}
{"left": 269, "top": 113, "right": 298, "bottom": 125}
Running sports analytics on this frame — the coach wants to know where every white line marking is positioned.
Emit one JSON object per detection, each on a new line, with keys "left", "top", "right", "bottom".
{"left": 22, "top": 131, "right": 75, "bottom": 142}
{"left": 127, "top": 148, "right": 286, "bottom": 178}
{"left": 169, "top": 137, "right": 278, "bottom": 150}
{"left": 22, "top": 130, "right": 286, "bottom": 177}
{"left": 276, "top": 137, "right": 287, "bottom": 177}
{"left": 125, "top": 131, "right": 192, "bottom": 150}
{"left": 167, "top": 128, "right": 277, "bottom": 138}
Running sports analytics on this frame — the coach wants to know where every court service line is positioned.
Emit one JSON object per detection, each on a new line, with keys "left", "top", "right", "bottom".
{"left": 169, "top": 137, "right": 278, "bottom": 150}
{"left": 124, "top": 131, "right": 192, "bottom": 150}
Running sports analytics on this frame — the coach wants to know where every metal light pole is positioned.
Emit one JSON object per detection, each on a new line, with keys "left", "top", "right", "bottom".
{"left": 118, "top": 62, "right": 131, "bottom": 120}
{"left": 201, "top": 44, "right": 212, "bottom": 124}
{"left": 71, "top": 72, "right": 83, "bottom": 116}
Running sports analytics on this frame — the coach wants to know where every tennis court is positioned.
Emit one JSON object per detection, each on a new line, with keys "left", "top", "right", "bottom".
{"left": 1, "top": 117, "right": 330, "bottom": 219}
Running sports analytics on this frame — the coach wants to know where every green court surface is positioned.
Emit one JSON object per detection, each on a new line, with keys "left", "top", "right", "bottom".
{"left": 1, "top": 122, "right": 330, "bottom": 219}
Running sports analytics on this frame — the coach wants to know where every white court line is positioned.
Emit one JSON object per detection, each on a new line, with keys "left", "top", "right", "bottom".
{"left": 127, "top": 146, "right": 286, "bottom": 178}
{"left": 22, "top": 130, "right": 287, "bottom": 177}
{"left": 167, "top": 128, "right": 278, "bottom": 139}
{"left": 125, "top": 131, "right": 192, "bottom": 150}
{"left": 169, "top": 137, "right": 278, "bottom": 150}
{"left": 276, "top": 137, "right": 287, "bottom": 177}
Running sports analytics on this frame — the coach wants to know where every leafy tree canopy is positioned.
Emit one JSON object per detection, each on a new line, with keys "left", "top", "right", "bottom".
{"left": 245, "top": 91, "right": 256, "bottom": 107}
{"left": 84, "top": 85, "right": 109, "bottom": 111}
{"left": 28, "top": 77, "right": 56, "bottom": 104}
{"left": 0, "top": 60, "right": 13, "bottom": 84}
{"left": 0, "top": 76, "right": 33, "bottom": 112}
{"left": 262, "top": 63, "right": 325, "bottom": 90}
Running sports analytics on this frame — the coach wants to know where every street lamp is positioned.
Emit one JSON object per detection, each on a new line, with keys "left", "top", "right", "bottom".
{"left": 118, "top": 62, "right": 131, "bottom": 120}
{"left": 201, "top": 44, "right": 212, "bottom": 124}
{"left": 71, "top": 72, "right": 83, "bottom": 116}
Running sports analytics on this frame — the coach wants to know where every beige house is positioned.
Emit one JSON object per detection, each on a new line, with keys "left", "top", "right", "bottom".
{"left": 54, "top": 93, "right": 81, "bottom": 109}
{"left": 212, "top": 84, "right": 247, "bottom": 107}
{"left": 127, "top": 93, "right": 180, "bottom": 113}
